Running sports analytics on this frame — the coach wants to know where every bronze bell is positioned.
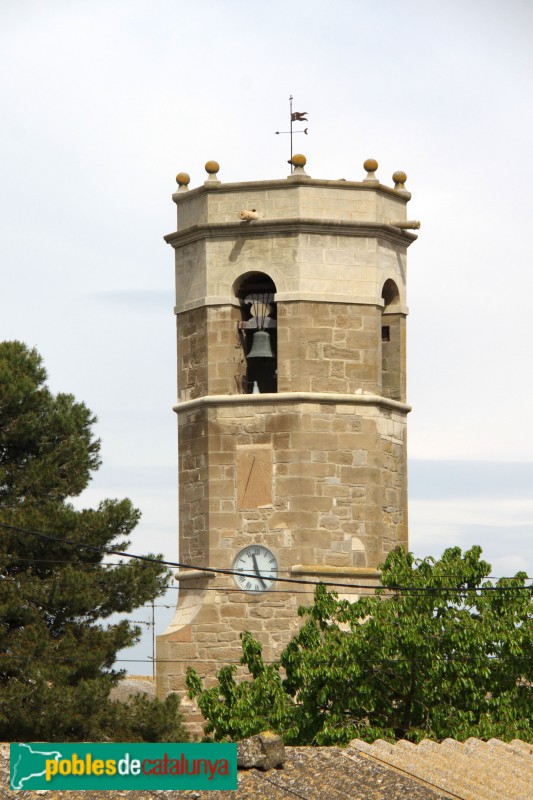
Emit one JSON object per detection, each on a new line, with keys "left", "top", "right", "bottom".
{"left": 247, "top": 329, "right": 274, "bottom": 359}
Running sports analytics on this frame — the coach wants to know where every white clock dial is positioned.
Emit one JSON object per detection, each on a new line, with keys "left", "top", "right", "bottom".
{"left": 232, "top": 545, "right": 278, "bottom": 593}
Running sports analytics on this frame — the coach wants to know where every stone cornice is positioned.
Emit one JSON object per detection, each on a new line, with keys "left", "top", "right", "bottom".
{"left": 174, "top": 296, "right": 409, "bottom": 314}
{"left": 164, "top": 218, "right": 417, "bottom": 250}
{"left": 174, "top": 391, "right": 411, "bottom": 415}
{"left": 174, "top": 569, "right": 215, "bottom": 582}
{"left": 172, "top": 176, "right": 411, "bottom": 203}
{"left": 174, "top": 565, "right": 382, "bottom": 583}
{"left": 291, "top": 565, "right": 381, "bottom": 580}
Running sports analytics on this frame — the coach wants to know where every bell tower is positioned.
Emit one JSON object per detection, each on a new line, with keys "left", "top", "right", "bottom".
{"left": 156, "top": 155, "right": 418, "bottom": 707}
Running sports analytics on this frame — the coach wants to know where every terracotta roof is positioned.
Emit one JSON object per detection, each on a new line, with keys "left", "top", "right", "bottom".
{"left": 1, "top": 738, "right": 531, "bottom": 800}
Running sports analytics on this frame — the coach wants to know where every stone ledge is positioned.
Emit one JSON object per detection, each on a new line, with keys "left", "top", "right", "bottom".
{"left": 174, "top": 569, "right": 216, "bottom": 582}
{"left": 174, "top": 392, "right": 411, "bottom": 415}
{"left": 171, "top": 176, "right": 411, "bottom": 202}
{"left": 291, "top": 565, "right": 381, "bottom": 579}
{"left": 174, "top": 296, "right": 408, "bottom": 313}
{"left": 165, "top": 217, "right": 417, "bottom": 249}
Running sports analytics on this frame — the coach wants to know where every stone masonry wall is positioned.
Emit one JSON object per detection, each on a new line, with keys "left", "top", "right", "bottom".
{"left": 174, "top": 181, "right": 408, "bottom": 230}
{"left": 381, "top": 311, "right": 406, "bottom": 402}
{"left": 160, "top": 396, "right": 407, "bottom": 700}
{"left": 177, "top": 405, "right": 209, "bottom": 566}
{"left": 177, "top": 305, "right": 245, "bottom": 402}
{"left": 177, "top": 301, "right": 406, "bottom": 404}
{"left": 277, "top": 301, "right": 381, "bottom": 395}
{"left": 206, "top": 399, "right": 407, "bottom": 568}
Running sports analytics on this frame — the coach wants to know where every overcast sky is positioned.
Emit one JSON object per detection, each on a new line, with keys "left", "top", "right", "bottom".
{"left": 1, "top": 0, "right": 532, "bottom": 671}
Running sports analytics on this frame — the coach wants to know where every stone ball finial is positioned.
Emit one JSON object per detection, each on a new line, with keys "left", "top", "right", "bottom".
{"left": 287, "top": 153, "right": 308, "bottom": 177}
{"left": 290, "top": 153, "right": 307, "bottom": 167}
{"left": 205, "top": 160, "right": 220, "bottom": 175}
{"left": 176, "top": 172, "right": 190, "bottom": 191}
{"left": 364, "top": 158, "right": 378, "bottom": 172}
{"left": 363, "top": 158, "right": 379, "bottom": 182}
{"left": 393, "top": 170, "right": 407, "bottom": 190}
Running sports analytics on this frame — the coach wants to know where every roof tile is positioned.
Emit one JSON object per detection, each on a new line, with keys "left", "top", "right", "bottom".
{"left": 349, "top": 738, "right": 533, "bottom": 800}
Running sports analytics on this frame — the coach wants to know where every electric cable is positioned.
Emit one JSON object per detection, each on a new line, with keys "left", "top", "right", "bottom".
{"left": 1, "top": 521, "right": 530, "bottom": 594}
{"left": 2, "top": 557, "right": 511, "bottom": 581}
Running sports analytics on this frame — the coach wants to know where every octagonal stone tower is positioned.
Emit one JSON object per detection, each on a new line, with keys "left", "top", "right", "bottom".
{"left": 156, "top": 156, "right": 418, "bottom": 707}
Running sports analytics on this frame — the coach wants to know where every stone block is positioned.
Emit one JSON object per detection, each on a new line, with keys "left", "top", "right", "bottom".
{"left": 338, "top": 432, "right": 378, "bottom": 450}
{"left": 319, "top": 514, "right": 341, "bottom": 530}
{"left": 321, "top": 483, "right": 350, "bottom": 498}
{"left": 264, "top": 414, "right": 300, "bottom": 433}
{"left": 289, "top": 495, "right": 332, "bottom": 512}
{"left": 275, "top": 476, "right": 317, "bottom": 497}
{"left": 289, "top": 461, "right": 334, "bottom": 478}
{"left": 271, "top": 432, "right": 292, "bottom": 449}
{"left": 220, "top": 604, "right": 247, "bottom": 618}
{"left": 340, "top": 465, "right": 381, "bottom": 484}
{"left": 327, "top": 449, "right": 352, "bottom": 465}
{"left": 209, "top": 511, "right": 240, "bottom": 529}
{"left": 237, "top": 732, "right": 286, "bottom": 771}
{"left": 269, "top": 510, "right": 318, "bottom": 529}
{"left": 324, "top": 553, "right": 351, "bottom": 566}
{"left": 291, "top": 431, "right": 339, "bottom": 451}
{"left": 311, "top": 376, "right": 348, "bottom": 393}
{"left": 274, "top": 462, "right": 289, "bottom": 476}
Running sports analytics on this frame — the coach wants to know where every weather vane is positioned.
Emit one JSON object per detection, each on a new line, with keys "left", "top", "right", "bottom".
{"left": 275, "top": 94, "right": 308, "bottom": 172}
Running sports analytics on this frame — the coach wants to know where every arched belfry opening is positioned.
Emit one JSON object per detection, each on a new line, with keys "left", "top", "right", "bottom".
{"left": 382, "top": 278, "right": 400, "bottom": 309}
{"left": 234, "top": 272, "right": 277, "bottom": 394}
{"left": 381, "top": 279, "right": 402, "bottom": 401}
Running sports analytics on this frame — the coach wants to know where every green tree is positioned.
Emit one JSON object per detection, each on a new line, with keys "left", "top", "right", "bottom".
{"left": 0, "top": 341, "right": 186, "bottom": 742}
{"left": 187, "top": 546, "right": 532, "bottom": 745}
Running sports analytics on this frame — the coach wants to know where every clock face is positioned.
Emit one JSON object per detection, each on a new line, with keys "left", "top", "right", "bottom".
{"left": 233, "top": 545, "right": 278, "bottom": 593}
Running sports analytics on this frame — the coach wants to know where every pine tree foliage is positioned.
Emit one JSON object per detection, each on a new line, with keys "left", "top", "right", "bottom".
{"left": 187, "top": 546, "right": 532, "bottom": 745}
{"left": 0, "top": 341, "right": 186, "bottom": 742}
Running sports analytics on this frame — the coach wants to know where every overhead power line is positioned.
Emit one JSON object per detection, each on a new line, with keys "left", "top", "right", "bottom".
{"left": 1, "top": 521, "right": 531, "bottom": 594}
{"left": 2, "top": 557, "right": 510, "bottom": 581}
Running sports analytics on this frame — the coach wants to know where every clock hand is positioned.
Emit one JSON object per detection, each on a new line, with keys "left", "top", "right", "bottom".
{"left": 251, "top": 553, "right": 267, "bottom": 589}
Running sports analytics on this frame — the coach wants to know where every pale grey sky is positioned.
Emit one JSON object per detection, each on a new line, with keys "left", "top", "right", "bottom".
{"left": 1, "top": 0, "right": 532, "bottom": 669}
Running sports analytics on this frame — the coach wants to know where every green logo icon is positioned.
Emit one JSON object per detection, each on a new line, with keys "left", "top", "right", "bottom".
{"left": 10, "top": 742, "right": 237, "bottom": 791}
